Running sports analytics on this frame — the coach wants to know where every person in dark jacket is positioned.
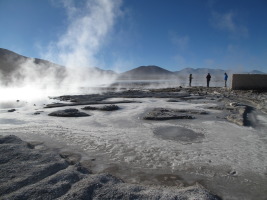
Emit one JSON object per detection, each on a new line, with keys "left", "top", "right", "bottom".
{"left": 206, "top": 73, "right": 211, "bottom": 87}
{"left": 189, "top": 74, "right": 193, "bottom": 87}
{"left": 224, "top": 72, "right": 228, "bottom": 87}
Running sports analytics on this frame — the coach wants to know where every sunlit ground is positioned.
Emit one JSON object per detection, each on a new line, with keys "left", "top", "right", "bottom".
{"left": 0, "top": 85, "right": 266, "bottom": 199}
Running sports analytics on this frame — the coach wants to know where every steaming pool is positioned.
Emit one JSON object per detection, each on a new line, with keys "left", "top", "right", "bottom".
{"left": 0, "top": 89, "right": 267, "bottom": 199}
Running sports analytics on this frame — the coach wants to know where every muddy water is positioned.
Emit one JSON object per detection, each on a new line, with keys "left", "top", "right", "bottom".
{"left": 154, "top": 126, "right": 204, "bottom": 142}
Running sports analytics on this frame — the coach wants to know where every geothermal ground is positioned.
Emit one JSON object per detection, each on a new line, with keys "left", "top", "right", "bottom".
{"left": 0, "top": 86, "right": 267, "bottom": 199}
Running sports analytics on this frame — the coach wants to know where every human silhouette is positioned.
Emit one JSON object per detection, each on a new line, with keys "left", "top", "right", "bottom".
{"left": 224, "top": 72, "right": 228, "bottom": 87}
{"left": 206, "top": 73, "right": 211, "bottom": 87}
{"left": 189, "top": 74, "right": 193, "bottom": 87}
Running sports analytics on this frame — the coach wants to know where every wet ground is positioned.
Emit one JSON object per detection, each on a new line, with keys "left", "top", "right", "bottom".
{"left": 153, "top": 126, "right": 205, "bottom": 142}
{"left": 0, "top": 86, "right": 266, "bottom": 199}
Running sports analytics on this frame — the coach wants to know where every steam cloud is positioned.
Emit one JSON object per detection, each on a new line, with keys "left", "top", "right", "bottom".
{"left": 43, "top": 0, "right": 123, "bottom": 90}
{"left": 0, "top": 0, "right": 123, "bottom": 101}
{"left": 44, "top": 0, "right": 122, "bottom": 68}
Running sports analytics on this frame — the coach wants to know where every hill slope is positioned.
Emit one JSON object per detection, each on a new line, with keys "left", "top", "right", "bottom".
{"left": 1, "top": 48, "right": 264, "bottom": 86}
{"left": 174, "top": 67, "right": 265, "bottom": 76}
{"left": 118, "top": 65, "right": 176, "bottom": 80}
{"left": 0, "top": 48, "right": 67, "bottom": 86}
{"left": 0, "top": 48, "right": 117, "bottom": 86}
{"left": 175, "top": 68, "right": 227, "bottom": 75}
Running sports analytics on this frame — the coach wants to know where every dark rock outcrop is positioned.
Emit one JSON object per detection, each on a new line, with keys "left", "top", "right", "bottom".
{"left": 0, "top": 135, "right": 221, "bottom": 199}
{"left": 143, "top": 108, "right": 208, "bottom": 120}
{"left": 226, "top": 102, "right": 248, "bottom": 126}
{"left": 48, "top": 108, "right": 89, "bottom": 117}
{"left": 82, "top": 105, "right": 119, "bottom": 111}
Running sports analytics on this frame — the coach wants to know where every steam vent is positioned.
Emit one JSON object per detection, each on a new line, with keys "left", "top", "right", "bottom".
{"left": 231, "top": 74, "right": 267, "bottom": 90}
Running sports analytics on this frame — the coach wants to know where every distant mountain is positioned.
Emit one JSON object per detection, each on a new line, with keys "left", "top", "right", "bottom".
{"left": 93, "top": 67, "right": 117, "bottom": 76}
{"left": 1, "top": 48, "right": 264, "bottom": 86}
{"left": 116, "top": 66, "right": 266, "bottom": 81}
{"left": 0, "top": 48, "right": 67, "bottom": 86}
{"left": 0, "top": 48, "right": 26, "bottom": 74}
{"left": 0, "top": 48, "right": 117, "bottom": 86}
{"left": 174, "top": 67, "right": 265, "bottom": 76}
{"left": 249, "top": 70, "right": 265, "bottom": 74}
{"left": 174, "top": 68, "right": 230, "bottom": 76}
{"left": 118, "top": 65, "right": 176, "bottom": 80}
{"left": 117, "top": 66, "right": 235, "bottom": 81}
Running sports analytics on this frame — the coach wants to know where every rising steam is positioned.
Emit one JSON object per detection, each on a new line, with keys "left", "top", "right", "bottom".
{"left": 44, "top": 0, "right": 122, "bottom": 68}
{"left": 43, "top": 0, "right": 123, "bottom": 90}
{"left": 0, "top": 0, "right": 122, "bottom": 101}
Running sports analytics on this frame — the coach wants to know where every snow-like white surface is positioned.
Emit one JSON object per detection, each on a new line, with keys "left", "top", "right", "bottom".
{"left": 1, "top": 96, "right": 267, "bottom": 199}
{"left": 1, "top": 98, "right": 266, "bottom": 172}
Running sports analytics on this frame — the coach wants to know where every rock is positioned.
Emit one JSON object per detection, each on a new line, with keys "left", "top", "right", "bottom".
{"left": 207, "top": 106, "right": 224, "bottom": 110}
{"left": 229, "top": 102, "right": 243, "bottom": 107}
{"left": 100, "top": 105, "right": 119, "bottom": 111}
{"left": 178, "top": 109, "right": 208, "bottom": 115}
{"left": 143, "top": 108, "right": 208, "bottom": 120}
{"left": 48, "top": 109, "right": 89, "bottom": 117}
{"left": 33, "top": 111, "right": 44, "bottom": 115}
{"left": 44, "top": 100, "right": 137, "bottom": 109}
{"left": 0, "top": 135, "right": 23, "bottom": 144}
{"left": 82, "top": 106, "right": 98, "bottom": 110}
{"left": 0, "top": 135, "right": 220, "bottom": 199}
{"left": 0, "top": 135, "right": 71, "bottom": 198}
{"left": 60, "top": 151, "right": 82, "bottom": 165}
{"left": 167, "top": 99, "right": 180, "bottom": 102}
{"left": 181, "top": 96, "right": 205, "bottom": 100}
{"left": 228, "top": 170, "right": 238, "bottom": 177}
{"left": 226, "top": 102, "right": 248, "bottom": 126}
{"left": 7, "top": 109, "right": 16, "bottom": 112}
{"left": 226, "top": 114, "right": 244, "bottom": 126}
{"left": 82, "top": 105, "right": 119, "bottom": 111}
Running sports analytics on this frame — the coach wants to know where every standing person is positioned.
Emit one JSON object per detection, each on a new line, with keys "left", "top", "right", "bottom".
{"left": 189, "top": 74, "right": 193, "bottom": 87}
{"left": 206, "top": 73, "right": 211, "bottom": 87}
{"left": 224, "top": 72, "right": 228, "bottom": 87}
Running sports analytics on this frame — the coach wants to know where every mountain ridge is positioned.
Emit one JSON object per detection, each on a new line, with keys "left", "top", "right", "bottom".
{"left": 0, "top": 48, "right": 265, "bottom": 84}
{"left": 118, "top": 65, "right": 176, "bottom": 80}
{"left": 0, "top": 48, "right": 117, "bottom": 86}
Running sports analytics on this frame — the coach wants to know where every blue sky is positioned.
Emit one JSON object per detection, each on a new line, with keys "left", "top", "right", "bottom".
{"left": 0, "top": 0, "right": 266, "bottom": 72}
